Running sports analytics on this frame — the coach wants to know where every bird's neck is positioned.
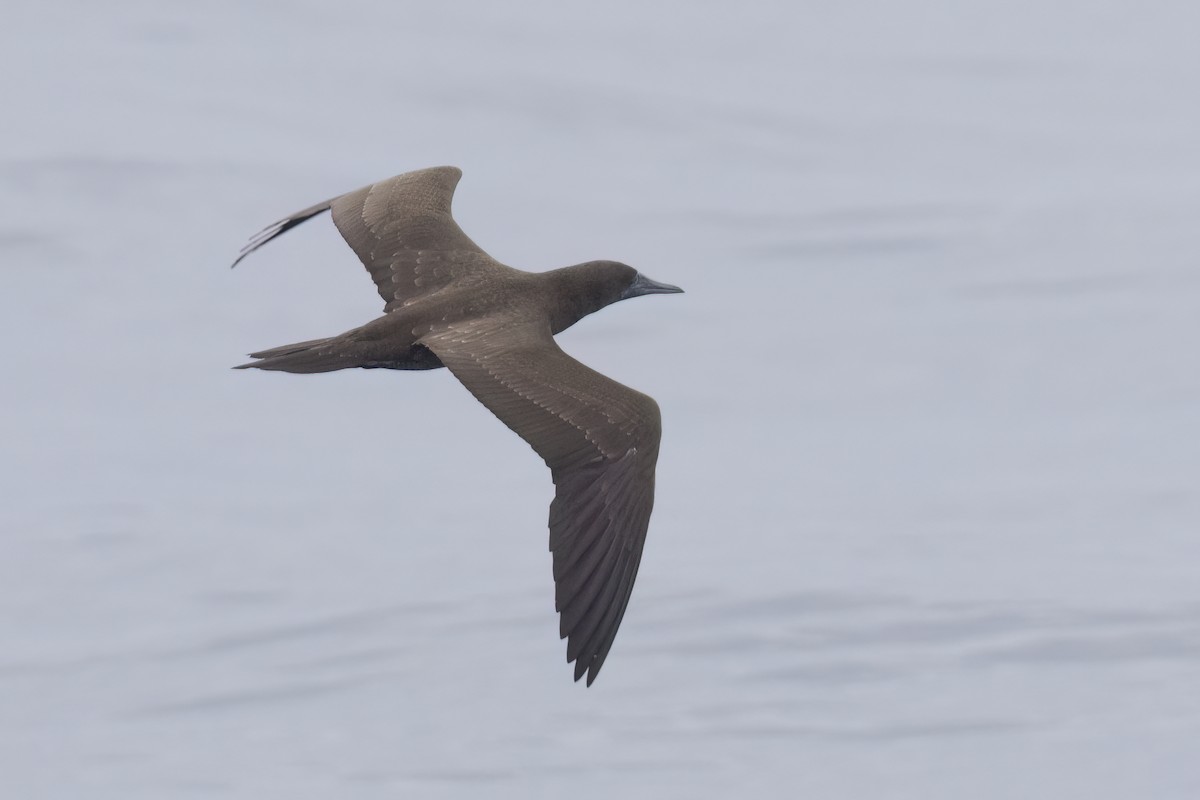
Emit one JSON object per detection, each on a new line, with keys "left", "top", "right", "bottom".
{"left": 540, "top": 266, "right": 617, "bottom": 335}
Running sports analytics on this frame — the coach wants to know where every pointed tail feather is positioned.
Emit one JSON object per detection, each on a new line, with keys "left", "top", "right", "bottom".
{"left": 234, "top": 336, "right": 357, "bottom": 373}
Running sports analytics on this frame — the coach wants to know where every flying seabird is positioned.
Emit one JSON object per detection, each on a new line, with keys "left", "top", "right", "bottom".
{"left": 232, "top": 166, "right": 682, "bottom": 685}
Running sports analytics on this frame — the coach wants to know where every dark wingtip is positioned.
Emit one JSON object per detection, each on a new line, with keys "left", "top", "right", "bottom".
{"left": 567, "top": 652, "right": 603, "bottom": 686}
{"left": 229, "top": 222, "right": 283, "bottom": 269}
{"left": 229, "top": 200, "right": 334, "bottom": 270}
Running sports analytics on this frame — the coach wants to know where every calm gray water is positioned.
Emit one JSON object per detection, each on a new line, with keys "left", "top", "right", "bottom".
{"left": 3, "top": 1, "right": 1199, "bottom": 797}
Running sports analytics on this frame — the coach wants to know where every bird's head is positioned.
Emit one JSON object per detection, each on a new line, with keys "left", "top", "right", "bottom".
{"left": 579, "top": 260, "right": 684, "bottom": 304}
{"left": 547, "top": 260, "right": 683, "bottom": 334}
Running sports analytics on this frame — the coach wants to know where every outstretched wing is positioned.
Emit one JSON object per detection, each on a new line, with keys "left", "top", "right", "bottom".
{"left": 233, "top": 166, "right": 502, "bottom": 311}
{"left": 422, "top": 320, "right": 662, "bottom": 686}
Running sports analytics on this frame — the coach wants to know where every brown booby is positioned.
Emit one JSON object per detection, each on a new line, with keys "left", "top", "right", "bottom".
{"left": 232, "top": 166, "right": 682, "bottom": 685}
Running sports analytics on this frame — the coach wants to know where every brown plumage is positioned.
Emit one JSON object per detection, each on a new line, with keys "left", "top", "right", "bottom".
{"left": 233, "top": 166, "right": 683, "bottom": 685}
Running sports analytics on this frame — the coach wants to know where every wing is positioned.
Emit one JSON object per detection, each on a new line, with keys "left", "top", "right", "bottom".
{"left": 232, "top": 166, "right": 502, "bottom": 311}
{"left": 422, "top": 321, "right": 662, "bottom": 686}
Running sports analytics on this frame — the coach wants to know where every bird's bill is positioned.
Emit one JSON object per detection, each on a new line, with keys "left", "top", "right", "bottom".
{"left": 623, "top": 273, "right": 685, "bottom": 299}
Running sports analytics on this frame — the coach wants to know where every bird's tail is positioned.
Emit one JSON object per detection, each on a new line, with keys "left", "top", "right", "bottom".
{"left": 233, "top": 336, "right": 356, "bottom": 373}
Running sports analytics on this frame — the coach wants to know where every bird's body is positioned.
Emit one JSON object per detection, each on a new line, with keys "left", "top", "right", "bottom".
{"left": 233, "top": 166, "right": 682, "bottom": 685}
{"left": 237, "top": 262, "right": 641, "bottom": 374}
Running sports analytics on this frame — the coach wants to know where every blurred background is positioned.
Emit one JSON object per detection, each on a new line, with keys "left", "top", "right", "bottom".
{"left": 2, "top": 1, "right": 1198, "bottom": 797}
